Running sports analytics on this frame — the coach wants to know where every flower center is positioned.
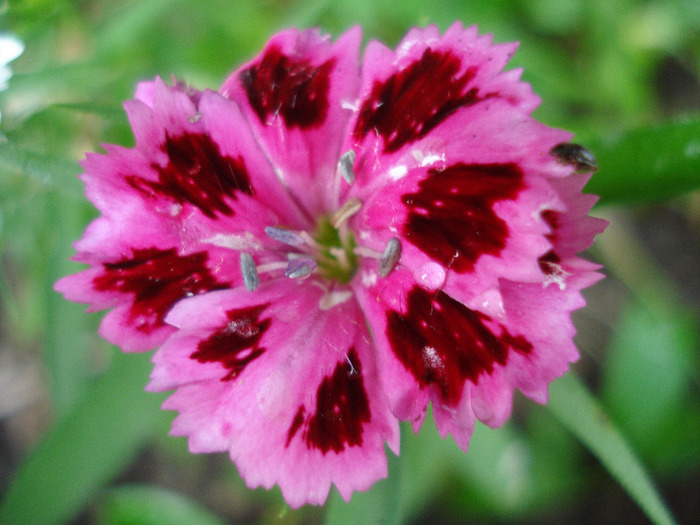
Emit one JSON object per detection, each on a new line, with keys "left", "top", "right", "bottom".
{"left": 313, "top": 215, "right": 358, "bottom": 284}
{"left": 239, "top": 150, "right": 401, "bottom": 293}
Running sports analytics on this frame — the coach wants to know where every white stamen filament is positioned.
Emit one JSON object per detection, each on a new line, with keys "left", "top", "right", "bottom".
{"left": 319, "top": 289, "right": 353, "bottom": 310}
{"left": 328, "top": 247, "right": 350, "bottom": 270}
{"left": 330, "top": 197, "right": 362, "bottom": 228}
{"left": 299, "top": 231, "right": 323, "bottom": 251}
{"left": 353, "top": 245, "right": 382, "bottom": 259}
{"left": 255, "top": 261, "right": 289, "bottom": 274}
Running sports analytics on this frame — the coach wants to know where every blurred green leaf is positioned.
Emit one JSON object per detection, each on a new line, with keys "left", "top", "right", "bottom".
{"left": 0, "top": 143, "right": 81, "bottom": 195}
{"left": 5, "top": 64, "right": 121, "bottom": 109}
{"left": 452, "top": 422, "right": 531, "bottom": 514}
{"left": 51, "top": 102, "right": 126, "bottom": 120}
{"left": 97, "top": 485, "right": 225, "bottom": 525}
{"left": 587, "top": 118, "right": 700, "bottom": 204}
{"left": 602, "top": 298, "right": 700, "bottom": 470}
{"left": 95, "top": 0, "right": 178, "bottom": 57}
{"left": 442, "top": 413, "right": 582, "bottom": 518}
{"left": 325, "top": 448, "right": 402, "bottom": 525}
{"left": 41, "top": 193, "right": 95, "bottom": 414}
{"left": 548, "top": 374, "right": 677, "bottom": 525}
{"left": 0, "top": 351, "right": 169, "bottom": 525}
{"left": 395, "top": 416, "right": 456, "bottom": 520}
{"left": 524, "top": 406, "right": 584, "bottom": 506}
{"left": 0, "top": 141, "right": 95, "bottom": 414}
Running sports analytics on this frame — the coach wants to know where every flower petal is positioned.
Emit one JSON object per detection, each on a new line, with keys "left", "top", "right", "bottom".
{"left": 540, "top": 173, "right": 608, "bottom": 258}
{"left": 221, "top": 27, "right": 362, "bottom": 215}
{"left": 91, "top": 80, "right": 306, "bottom": 228}
{"left": 495, "top": 266, "right": 603, "bottom": 408}
{"left": 56, "top": 23, "right": 609, "bottom": 508}
{"left": 354, "top": 166, "right": 605, "bottom": 448}
{"left": 55, "top": 208, "right": 234, "bottom": 351}
{"left": 350, "top": 160, "right": 554, "bottom": 307}
{"left": 355, "top": 266, "right": 542, "bottom": 447}
{"left": 345, "top": 22, "right": 543, "bottom": 191}
{"left": 148, "top": 279, "right": 399, "bottom": 507}
{"left": 56, "top": 79, "right": 323, "bottom": 352}
{"left": 345, "top": 23, "right": 583, "bottom": 307}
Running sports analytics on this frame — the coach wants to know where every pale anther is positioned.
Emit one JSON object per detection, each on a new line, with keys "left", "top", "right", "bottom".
{"left": 330, "top": 197, "right": 362, "bottom": 228}
{"left": 240, "top": 252, "right": 259, "bottom": 291}
{"left": 265, "top": 226, "right": 304, "bottom": 246}
{"left": 285, "top": 257, "right": 317, "bottom": 279}
{"left": 338, "top": 150, "right": 356, "bottom": 185}
{"left": 378, "top": 237, "right": 402, "bottom": 278}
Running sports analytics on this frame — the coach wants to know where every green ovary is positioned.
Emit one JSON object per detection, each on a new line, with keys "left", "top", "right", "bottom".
{"left": 313, "top": 217, "right": 358, "bottom": 284}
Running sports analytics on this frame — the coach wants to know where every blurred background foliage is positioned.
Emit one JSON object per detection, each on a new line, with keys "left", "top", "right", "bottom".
{"left": 0, "top": 0, "right": 699, "bottom": 524}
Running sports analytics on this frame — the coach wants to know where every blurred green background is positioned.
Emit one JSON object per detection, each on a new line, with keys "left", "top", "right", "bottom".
{"left": 0, "top": 0, "right": 699, "bottom": 524}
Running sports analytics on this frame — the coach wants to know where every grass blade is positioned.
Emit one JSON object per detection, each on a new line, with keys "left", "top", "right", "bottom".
{"left": 0, "top": 351, "right": 168, "bottom": 525}
{"left": 548, "top": 373, "right": 676, "bottom": 525}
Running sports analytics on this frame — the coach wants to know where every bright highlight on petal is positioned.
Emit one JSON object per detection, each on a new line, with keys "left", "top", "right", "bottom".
{"left": 56, "top": 23, "right": 607, "bottom": 507}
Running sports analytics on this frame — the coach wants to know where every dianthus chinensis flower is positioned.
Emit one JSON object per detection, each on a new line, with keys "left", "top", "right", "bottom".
{"left": 56, "top": 23, "right": 606, "bottom": 507}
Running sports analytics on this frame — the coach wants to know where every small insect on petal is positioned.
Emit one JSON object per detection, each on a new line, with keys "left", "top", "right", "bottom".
{"left": 338, "top": 150, "right": 356, "bottom": 185}
{"left": 378, "top": 237, "right": 402, "bottom": 278}
{"left": 550, "top": 143, "right": 598, "bottom": 172}
{"left": 240, "top": 252, "right": 260, "bottom": 291}
{"left": 285, "top": 257, "right": 317, "bottom": 279}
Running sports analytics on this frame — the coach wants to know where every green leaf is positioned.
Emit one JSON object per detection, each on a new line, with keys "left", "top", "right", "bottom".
{"left": 325, "top": 448, "right": 402, "bottom": 525}
{"left": 0, "top": 351, "right": 169, "bottom": 525}
{"left": 395, "top": 416, "right": 458, "bottom": 520}
{"left": 586, "top": 118, "right": 700, "bottom": 204}
{"left": 0, "top": 143, "right": 82, "bottom": 195}
{"left": 51, "top": 102, "right": 126, "bottom": 120}
{"left": 41, "top": 192, "right": 96, "bottom": 415}
{"left": 434, "top": 413, "right": 582, "bottom": 518}
{"left": 450, "top": 421, "right": 532, "bottom": 514}
{"left": 602, "top": 298, "right": 699, "bottom": 466}
{"left": 97, "top": 485, "right": 225, "bottom": 525}
{"left": 548, "top": 374, "right": 677, "bottom": 525}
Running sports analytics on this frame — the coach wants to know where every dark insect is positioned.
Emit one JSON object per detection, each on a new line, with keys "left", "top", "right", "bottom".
{"left": 550, "top": 143, "right": 598, "bottom": 172}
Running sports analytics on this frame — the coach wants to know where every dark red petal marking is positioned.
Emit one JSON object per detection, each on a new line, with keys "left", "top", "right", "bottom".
{"left": 540, "top": 209, "right": 559, "bottom": 233}
{"left": 538, "top": 250, "right": 561, "bottom": 276}
{"left": 191, "top": 303, "right": 271, "bottom": 381}
{"left": 93, "top": 248, "right": 227, "bottom": 333}
{"left": 126, "top": 132, "right": 253, "bottom": 219}
{"left": 353, "top": 48, "right": 493, "bottom": 153}
{"left": 386, "top": 287, "right": 532, "bottom": 406}
{"left": 402, "top": 163, "right": 525, "bottom": 273}
{"left": 285, "top": 348, "right": 371, "bottom": 454}
{"left": 286, "top": 406, "right": 306, "bottom": 447}
{"left": 539, "top": 210, "right": 561, "bottom": 276}
{"left": 239, "top": 45, "right": 335, "bottom": 129}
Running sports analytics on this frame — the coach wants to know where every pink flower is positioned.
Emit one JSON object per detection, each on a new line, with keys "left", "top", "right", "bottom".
{"left": 56, "top": 23, "right": 606, "bottom": 507}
